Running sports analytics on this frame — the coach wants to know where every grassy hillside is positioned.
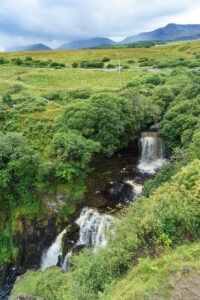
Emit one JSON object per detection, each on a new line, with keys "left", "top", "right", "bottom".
{"left": 101, "top": 242, "right": 200, "bottom": 300}
{"left": 0, "top": 39, "right": 200, "bottom": 94}
{"left": 11, "top": 242, "right": 200, "bottom": 300}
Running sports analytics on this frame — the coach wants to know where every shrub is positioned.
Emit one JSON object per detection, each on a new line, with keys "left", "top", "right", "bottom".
{"left": 80, "top": 60, "right": 104, "bottom": 68}
{"left": 50, "top": 132, "right": 100, "bottom": 181}
{"left": 56, "top": 94, "right": 125, "bottom": 156}
{"left": 127, "top": 59, "right": 135, "bottom": 64}
{"left": 138, "top": 57, "right": 148, "bottom": 63}
{"left": 143, "top": 163, "right": 175, "bottom": 197}
{"left": 11, "top": 58, "right": 23, "bottom": 65}
{"left": 106, "top": 64, "right": 115, "bottom": 69}
{"left": 122, "top": 65, "right": 130, "bottom": 70}
{"left": 72, "top": 62, "right": 78, "bottom": 68}
{"left": 50, "top": 62, "right": 65, "bottom": 68}
{"left": 2, "top": 92, "right": 13, "bottom": 105}
{"left": 68, "top": 88, "right": 92, "bottom": 99}
{"left": 146, "top": 74, "right": 164, "bottom": 85}
{"left": 159, "top": 96, "right": 200, "bottom": 149}
{"left": 188, "top": 62, "right": 200, "bottom": 68}
{"left": 80, "top": 60, "right": 89, "bottom": 68}
{"left": 102, "top": 57, "right": 110, "bottom": 62}
{"left": 25, "top": 56, "right": 33, "bottom": 61}
{"left": 0, "top": 57, "right": 9, "bottom": 65}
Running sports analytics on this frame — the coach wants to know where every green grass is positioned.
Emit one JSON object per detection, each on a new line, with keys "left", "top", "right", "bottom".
{"left": 0, "top": 39, "right": 199, "bottom": 96}
{"left": 101, "top": 242, "right": 200, "bottom": 300}
{"left": 10, "top": 242, "right": 200, "bottom": 300}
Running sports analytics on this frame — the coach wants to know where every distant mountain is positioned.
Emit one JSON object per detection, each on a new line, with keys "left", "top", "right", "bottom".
{"left": 5, "top": 23, "right": 200, "bottom": 53}
{"left": 122, "top": 23, "right": 200, "bottom": 43}
{"left": 6, "top": 43, "right": 52, "bottom": 52}
{"left": 57, "top": 37, "right": 115, "bottom": 50}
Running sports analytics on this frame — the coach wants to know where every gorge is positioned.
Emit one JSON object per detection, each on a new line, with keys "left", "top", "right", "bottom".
{"left": 35, "top": 130, "right": 166, "bottom": 276}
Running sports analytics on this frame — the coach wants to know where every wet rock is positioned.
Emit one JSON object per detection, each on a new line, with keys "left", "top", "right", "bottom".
{"left": 56, "top": 255, "right": 62, "bottom": 268}
{"left": 62, "top": 223, "right": 80, "bottom": 258}
{"left": 103, "top": 182, "right": 134, "bottom": 205}
{"left": 12, "top": 214, "right": 67, "bottom": 269}
{"left": 9, "top": 293, "right": 44, "bottom": 300}
{"left": 0, "top": 264, "right": 9, "bottom": 288}
{"left": 149, "top": 124, "right": 159, "bottom": 132}
{"left": 0, "top": 268, "right": 25, "bottom": 300}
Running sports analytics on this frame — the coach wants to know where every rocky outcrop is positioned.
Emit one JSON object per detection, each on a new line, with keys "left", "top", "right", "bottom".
{"left": 12, "top": 214, "right": 65, "bottom": 269}
{"left": 62, "top": 223, "right": 80, "bottom": 258}
{"left": 9, "top": 293, "right": 44, "bottom": 300}
{"left": 103, "top": 182, "right": 134, "bottom": 205}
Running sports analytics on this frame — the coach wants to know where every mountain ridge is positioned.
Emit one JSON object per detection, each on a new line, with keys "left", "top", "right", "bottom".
{"left": 5, "top": 23, "right": 200, "bottom": 51}
{"left": 57, "top": 37, "right": 115, "bottom": 50}
{"left": 6, "top": 43, "right": 52, "bottom": 52}
{"left": 122, "top": 23, "right": 200, "bottom": 43}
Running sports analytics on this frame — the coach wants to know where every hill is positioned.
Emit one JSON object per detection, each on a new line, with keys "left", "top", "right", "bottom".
{"left": 6, "top": 43, "right": 52, "bottom": 52}
{"left": 123, "top": 23, "right": 200, "bottom": 43}
{"left": 57, "top": 37, "right": 115, "bottom": 50}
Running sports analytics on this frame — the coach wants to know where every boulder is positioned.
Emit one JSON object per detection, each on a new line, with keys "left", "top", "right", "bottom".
{"left": 62, "top": 223, "right": 80, "bottom": 258}
{"left": 9, "top": 293, "right": 44, "bottom": 300}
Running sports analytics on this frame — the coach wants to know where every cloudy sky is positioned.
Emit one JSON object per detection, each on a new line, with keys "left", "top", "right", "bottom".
{"left": 0, "top": 0, "right": 200, "bottom": 51}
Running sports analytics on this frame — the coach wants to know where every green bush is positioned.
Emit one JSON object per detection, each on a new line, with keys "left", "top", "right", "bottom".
{"left": 2, "top": 92, "right": 13, "bottom": 105}
{"left": 159, "top": 96, "right": 200, "bottom": 149}
{"left": 50, "top": 132, "right": 100, "bottom": 181}
{"left": 80, "top": 60, "right": 104, "bottom": 68}
{"left": 72, "top": 62, "right": 78, "bottom": 68}
{"left": 188, "top": 61, "right": 200, "bottom": 68}
{"left": 11, "top": 58, "right": 23, "bottom": 65}
{"left": 145, "top": 74, "right": 164, "bottom": 86}
{"left": 143, "top": 163, "right": 175, "bottom": 197}
{"left": 56, "top": 94, "right": 125, "bottom": 156}
{"left": 102, "top": 57, "right": 110, "bottom": 62}
{"left": 127, "top": 59, "right": 135, "bottom": 64}
{"left": 122, "top": 65, "right": 130, "bottom": 69}
{"left": 68, "top": 88, "right": 92, "bottom": 99}
{"left": 106, "top": 64, "right": 115, "bottom": 69}
{"left": 0, "top": 57, "right": 9, "bottom": 65}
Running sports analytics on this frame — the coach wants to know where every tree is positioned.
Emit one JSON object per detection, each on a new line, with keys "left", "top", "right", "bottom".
{"left": 0, "top": 132, "right": 40, "bottom": 208}
{"left": 50, "top": 132, "right": 100, "bottom": 181}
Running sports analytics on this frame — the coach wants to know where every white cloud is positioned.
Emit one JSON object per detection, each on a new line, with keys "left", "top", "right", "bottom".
{"left": 0, "top": 0, "right": 199, "bottom": 49}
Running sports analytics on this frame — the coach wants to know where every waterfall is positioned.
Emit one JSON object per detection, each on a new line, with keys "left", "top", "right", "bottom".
{"left": 138, "top": 132, "right": 166, "bottom": 174}
{"left": 40, "top": 208, "right": 114, "bottom": 271}
{"left": 62, "top": 207, "right": 114, "bottom": 271}
{"left": 40, "top": 229, "right": 66, "bottom": 271}
{"left": 76, "top": 207, "right": 114, "bottom": 248}
{"left": 125, "top": 180, "right": 143, "bottom": 196}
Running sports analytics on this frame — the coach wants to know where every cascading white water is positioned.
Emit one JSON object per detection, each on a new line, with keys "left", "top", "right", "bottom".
{"left": 76, "top": 207, "right": 113, "bottom": 248}
{"left": 125, "top": 180, "right": 143, "bottom": 196}
{"left": 138, "top": 132, "right": 166, "bottom": 174}
{"left": 62, "top": 207, "right": 114, "bottom": 271}
{"left": 62, "top": 250, "right": 72, "bottom": 271}
{"left": 40, "top": 229, "right": 66, "bottom": 271}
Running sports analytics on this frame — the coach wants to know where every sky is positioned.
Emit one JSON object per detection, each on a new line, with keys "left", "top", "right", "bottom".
{"left": 0, "top": 0, "right": 200, "bottom": 51}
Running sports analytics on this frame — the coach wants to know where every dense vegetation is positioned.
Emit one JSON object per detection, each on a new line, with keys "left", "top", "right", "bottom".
{"left": 1, "top": 40, "right": 200, "bottom": 299}
{"left": 90, "top": 41, "right": 167, "bottom": 49}
{"left": 0, "top": 56, "right": 65, "bottom": 69}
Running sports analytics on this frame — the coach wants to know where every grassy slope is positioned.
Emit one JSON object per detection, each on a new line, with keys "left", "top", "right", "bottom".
{"left": 101, "top": 243, "right": 200, "bottom": 300}
{"left": 0, "top": 39, "right": 200, "bottom": 94}
{"left": 10, "top": 242, "right": 200, "bottom": 300}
